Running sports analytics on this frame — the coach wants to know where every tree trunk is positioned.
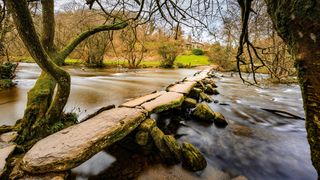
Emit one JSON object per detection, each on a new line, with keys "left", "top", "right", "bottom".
{"left": 264, "top": 0, "right": 320, "bottom": 176}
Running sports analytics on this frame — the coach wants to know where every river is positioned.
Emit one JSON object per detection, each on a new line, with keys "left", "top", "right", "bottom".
{"left": 0, "top": 63, "right": 317, "bottom": 180}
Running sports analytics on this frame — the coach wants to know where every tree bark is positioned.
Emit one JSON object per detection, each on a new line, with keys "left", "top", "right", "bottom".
{"left": 7, "top": 0, "right": 128, "bottom": 146}
{"left": 264, "top": 0, "right": 320, "bottom": 176}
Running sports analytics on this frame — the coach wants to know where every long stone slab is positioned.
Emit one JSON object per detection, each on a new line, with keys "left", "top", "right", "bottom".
{"left": 185, "top": 71, "right": 210, "bottom": 82}
{"left": 120, "top": 91, "right": 166, "bottom": 108}
{"left": 21, "top": 108, "right": 147, "bottom": 173}
{"left": 0, "top": 142, "right": 16, "bottom": 177}
{"left": 167, "top": 81, "right": 197, "bottom": 94}
{"left": 141, "top": 92, "right": 184, "bottom": 113}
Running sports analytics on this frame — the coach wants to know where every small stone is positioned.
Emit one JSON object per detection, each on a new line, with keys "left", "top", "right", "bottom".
{"left": 181, "top": 142, "right": 207, "bottom": 171}
{"left": 182, "top": 98, "right": 197, "bottom": 109}
{"left": 191, "top": 103, "right": 215, "bottom": 122}
{"left": 214, "top": 112, "right": 228, "bottom": 127}
{"left": 199, "top": 92, "right": 212, "bottom": 102}
{"left": 214, "top": 100, "right": 219, "bottom": 104}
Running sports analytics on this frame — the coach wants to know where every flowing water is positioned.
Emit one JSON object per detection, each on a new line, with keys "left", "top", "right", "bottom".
{"left": 0, "top": 63, "right": 317, "bottom": 180}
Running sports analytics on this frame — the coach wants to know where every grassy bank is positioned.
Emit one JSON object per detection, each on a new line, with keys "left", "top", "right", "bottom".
{"left": 13, "top": 55, "right": 211, "bottom": 68}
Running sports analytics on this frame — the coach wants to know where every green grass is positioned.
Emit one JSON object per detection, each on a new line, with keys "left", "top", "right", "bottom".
{"left": 64, "top": 58, "right": 83, "bottom": 65}
{"left": 175, "top": 55, "right": 210, "bottom": 67}
{"left": 10, "top": 55, "right": 211, "bottom": 68}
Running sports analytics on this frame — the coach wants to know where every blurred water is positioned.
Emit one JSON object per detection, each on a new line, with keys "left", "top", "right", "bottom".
{"left": 0, "top": 64, "right": 316, "bottom": 180}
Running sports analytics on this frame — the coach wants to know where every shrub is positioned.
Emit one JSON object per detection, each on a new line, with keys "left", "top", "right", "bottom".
{"left": 192, "top": 48, "right": 204, "bottom": 56}
{"left": 158, "top": 45, "right": 178, "bottom": 68}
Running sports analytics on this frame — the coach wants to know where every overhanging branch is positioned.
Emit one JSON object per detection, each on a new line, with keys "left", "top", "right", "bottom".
{"left": 58, "top": 21, "right": 128, "bottom": 61}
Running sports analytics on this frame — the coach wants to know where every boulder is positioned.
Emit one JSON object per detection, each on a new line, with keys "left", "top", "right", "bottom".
{"left": 0, "top": 142, "right": 16, "bottom": 177}
{"left": 138, "top": 118, "right": 156, "bottom": 132}
{"left": 181, "top": 142, "right": 207, "bottom": 171}
{"left": 21, "top": 108, "right": 146, "bottom": 173}
{"left": 204, "top": 84, "right": 215, "bottom": 95}
{"left": 0, "top": 131, "right": 18, "bottom": 143}
{"left": 212, "top": 89, "right": 220, "bottom": 95}
{"left": 150, "top": 127, "right": 176, "bottom": 164}
{"left": 141, "top": 92, "right": 184, "bottom": 113}
{"left": 163, "top": 135, "right": 181, "bottom": 162}
{"left": 202, "top": 78, "right": 218, "bottom": 88}
{"left": 182, "top": 98, "right": 197, "bottom": 109}
{"left": 188, "top": 88, "right": 202, "bottom": 100}
{"left": 199, "top": 92, "right": 213, "bottom": 102}
{"left": 214, "top": 112, "right": 228, "bottom": 127}
{"left": 18, "top": 172, "right": 68, "bottom": 180}
{"left": 191, "top": 103, "right": 215, "bottom": 122}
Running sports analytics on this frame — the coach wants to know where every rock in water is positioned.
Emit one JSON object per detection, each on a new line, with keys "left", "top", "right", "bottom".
{"left": 199, "top": 92, "right": 213, "bottom": 102}
{"left": 214, "top": 112, "right": 228, "bottom": 127}
{"left": 150, "top": 127, "right": 176, "bottom": 164}
{"left": 138, "top": 118, "right": 156, "bottom": 132}
{"left": 163, "top": 135, "right": 181, "bottom": 162}
{"left": 204, "top": 84, "right": 215, "bottom": 95}
{"left": 181, "top": 142, "right": 207, "bottom": 171}
{"left": 182, "top": 98, "right": 197, "bottom": 109}
{"left": 191, "top": 103, "right": 215, "bottom": 122}
{"left": 188, "top": 88, "right": 202, "bottom": 100}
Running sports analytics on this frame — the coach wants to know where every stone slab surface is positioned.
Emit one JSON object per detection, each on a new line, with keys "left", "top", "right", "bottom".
{"left": 0, "top": 131, "right": 18, "bottom": 143}
{"left": 120, "top": 91, "right": 166, "bottom": 108}
{"left": 21, "top": 108, "right": 146, "bottom": 173}
{"left": 0, "top": 142, "right": 16, "bottom": 177}
{"left": 141, "top": 92, "right": 184, "bottom": 113}
{"left": 167, "top": 82, "right": 197, "bottom": 94}
{"left": 185, "top": 71, "right": 210, "bottom": 82}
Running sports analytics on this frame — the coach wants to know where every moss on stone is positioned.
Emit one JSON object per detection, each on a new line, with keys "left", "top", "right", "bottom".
{"left": 181, "top": 142, "right": 207, "bottom": 171}
{"left": 199, "top": 92, "right": 213, "bottom": 102}
{"left": 182, "top": 98, "right": 197, "bottom": 109}
{"left": 191, "top": 103, "right": 215, "bottom": 122}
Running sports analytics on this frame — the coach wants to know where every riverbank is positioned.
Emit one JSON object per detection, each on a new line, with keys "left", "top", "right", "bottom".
{"left": 10, "top": 55, "right": 211, "bottom": 69}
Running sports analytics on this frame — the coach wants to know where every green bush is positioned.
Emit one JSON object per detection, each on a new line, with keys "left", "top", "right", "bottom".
{"left": 158, "top": 45, "right": 178, "bottom": 68}
{"left": 192, "top": 48, "right": 204, "bottom": 56}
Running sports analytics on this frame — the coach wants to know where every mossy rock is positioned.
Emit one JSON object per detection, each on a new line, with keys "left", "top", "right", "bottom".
{"left": 212, "top": 89, "right": 220, "bottom": 95}
{"left": 191, "top": 103, "right": 215, "bottom": 122}
{"left": 202, "top": 78, "right": 217, "bottom": 88}
{"left": 138, "top": 118, "right": 156, "bottom": 132}
{"left": 196, "top": 81, "right": 206, "bottom": 90}
{"left": 204, "top": 84, "right": 215, "bottom": 95}
{"left": 188, "top": 88, "right": 202, "bottom": 100}
{"left": 135, "top": 130, "right": 149, "bottom": 146}
{"left": 214, "top": 112, "right": 228, "bottom": 127}
{"left": 199, "top": 92, "right": 213, "bottom": 102}
{"left": 163, "top": 135, "right": 181, "bottom": 162}
{"left": 182, "top": 98, "right": 197, "bottom": 109}
{"left": 150, "top": 127, "right": 176, "bottom": 164}
{"left": 181, "top": 142, "right": 207, "bottom": 171}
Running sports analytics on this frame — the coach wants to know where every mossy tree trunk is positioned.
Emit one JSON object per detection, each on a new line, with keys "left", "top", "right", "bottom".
{"left": 264, "top": 0, "right": 320, "bottom": 176}
{"left": 7, "top": 0, "right": 128, "bottom": 147}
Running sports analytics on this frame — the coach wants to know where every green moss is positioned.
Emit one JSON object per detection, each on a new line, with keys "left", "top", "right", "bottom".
{"left": 181, "top": 142, "right": 207, "bottom": 171}
{"left": 192, "top": 103, "right": 215, "bottom": 122}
